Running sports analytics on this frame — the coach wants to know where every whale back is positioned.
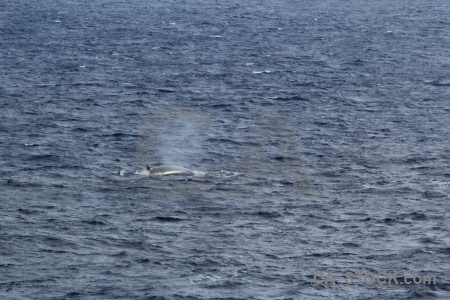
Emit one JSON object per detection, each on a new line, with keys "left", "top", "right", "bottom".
{"left": 146, "top": 165, "right": 195, "bottom": 176}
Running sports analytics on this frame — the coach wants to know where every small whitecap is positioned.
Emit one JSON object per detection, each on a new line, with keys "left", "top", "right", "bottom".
{"left": 220, "top": 170, "right": 242, "bottom": 178}
{"left": 79, "top": 65, "right": 86, "bottom": 68}
{"left": 54, "top": 20, "right": 61, "bottom": 23}
{"left": 245, "top": 62, "right": 253, "bottom": 66}
{"left": 252, "top": 70, "right": 271, "bottom": 74}
{"left": 430, "top": 180, "right": 450, "bottom": 186}
{"left": 169, "top": 22, "right": 176, "bottom": 25}
{"left": 135, "top": 168, "right": 150, "bottom": 176}
{"left": 193, "top": 171, "right": 207, "bottom": 177}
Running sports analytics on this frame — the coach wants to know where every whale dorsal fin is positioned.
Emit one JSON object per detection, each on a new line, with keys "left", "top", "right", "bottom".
{"left": 146, "top": 165, "right": 152, "bottom": 171}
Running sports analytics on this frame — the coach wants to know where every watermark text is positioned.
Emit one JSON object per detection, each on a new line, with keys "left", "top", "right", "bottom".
{"left": 313, "top": 271, "right": 436, "bottom": 285}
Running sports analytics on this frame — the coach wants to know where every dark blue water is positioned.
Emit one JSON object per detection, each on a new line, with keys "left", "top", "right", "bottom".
{"left": 1, "top": 0, "right": 449, "bottom": 299}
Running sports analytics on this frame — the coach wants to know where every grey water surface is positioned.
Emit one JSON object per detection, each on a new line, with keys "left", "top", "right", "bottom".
{"left": 1, "top": 0, "right": 449, "bottom": 299}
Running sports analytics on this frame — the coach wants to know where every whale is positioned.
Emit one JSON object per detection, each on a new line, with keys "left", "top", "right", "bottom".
{"left": 145, "top": 165, "right": 196, "bottom": 176}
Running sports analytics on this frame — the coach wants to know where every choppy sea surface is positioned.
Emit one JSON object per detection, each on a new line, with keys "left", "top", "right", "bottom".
{"left": 1, "top": 0, "right": 449, "bottom": 299}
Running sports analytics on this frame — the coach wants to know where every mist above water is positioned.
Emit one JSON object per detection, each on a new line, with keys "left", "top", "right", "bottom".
{"left": 156, "top": 119, "right": 201, "bottom": 166}
{"left": 135, "top": 105, "right": 212, "bottom": 169}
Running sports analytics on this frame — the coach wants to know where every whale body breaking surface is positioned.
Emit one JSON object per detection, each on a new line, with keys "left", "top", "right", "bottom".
{"left": 144, "top": 165, "right": 197, "bottom": 176}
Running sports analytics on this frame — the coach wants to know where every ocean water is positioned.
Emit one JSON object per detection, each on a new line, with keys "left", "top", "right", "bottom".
{"left": 1, "top": 0, "right": 449, "bottom": 299}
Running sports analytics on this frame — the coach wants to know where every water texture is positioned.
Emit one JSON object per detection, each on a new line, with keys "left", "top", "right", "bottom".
{"left": 1, "top": 0, "right": 449, "bottom": 299}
